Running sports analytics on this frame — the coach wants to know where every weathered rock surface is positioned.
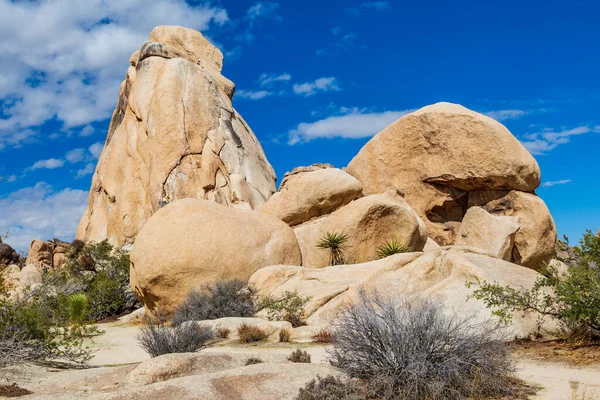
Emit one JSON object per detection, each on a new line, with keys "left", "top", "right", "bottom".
{"left": 25, "top": 240, "right": 54, "bottom": 271}
{"left": 260, "top": 167, "right": 363, "bottom": 226}
{"left": 249, "top": 247, "right": 555, "bottom": 337}
{"left": 130, "top": 199, "right": 302, "bottom": 312}
{"left": 278, "top": 163, "right": 334, "bottom": 189}
{"left": 293, "top": 191, "right": 427, "bottom": 267}
{"left": 469, "top": 190, "right": 557, "bottom": 269}
{"left": 77, "top": 26, "right": 276, "bottom": 247}
{"left": 455, "top": 206, "right": 520, "bottom": 260}
{"left": 346, "top": 102, "right": 544, "bottom": 248}
{"left": 0, "top": 241, "right": 19, "bottom": 265}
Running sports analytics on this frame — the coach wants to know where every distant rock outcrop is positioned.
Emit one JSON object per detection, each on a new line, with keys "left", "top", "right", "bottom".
{"left": 346, "top": 102, "right": 556, "bottom": 269}
{"left": 77, "top": 26, "right": 277, "bottom": 247}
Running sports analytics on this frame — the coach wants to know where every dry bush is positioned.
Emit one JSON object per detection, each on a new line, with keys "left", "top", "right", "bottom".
{"left": 0, "top": 383, "right": 32, "bottom": 397}
{"left": 279, "top": 328, "right": 291, "bottom": 342}
{"left": 288, "top": 349, "right": 311, "bottom": 363}
{"left": 245, "top": 357, "right": 263, "bottom": 365}
{"left": 137, "top": 312, "right": 214, "bottom": 357}
{"left": 295, "top": 375, "right": 366, "bottom": 400}
{"left": 172, "top": 280, "right": 256, "bottom": 326}
{"left": 237, "top": 324, "right": 268, "bottom": 343}
{"left": 311, "top": 329, "right": 332, "bottom": 343}
{"left": 217, "top": 327, "right": 230, "bottom": 339}
{"left": 329, "top": 289, "right": 517, "bottom": 400}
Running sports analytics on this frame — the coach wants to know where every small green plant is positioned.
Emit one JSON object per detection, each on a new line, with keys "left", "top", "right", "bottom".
{"left": 245, "top": 357, "right": 263, "bottom": 365}
{"left": 67, "top": 293, "right": 89, "bottom": 326}
{"left": 316, "top": 231, "right": 349, "bottom": 266}
{"left": 279, "top": 328, "right": 291, "bottom": 342}
{"left": 288, "top": 349, "right": 311, "bottom": 363}
{"left": 376, "top": 239, "right": 409, "bottom": 259}
{"left": 237, "top": 324, "right": 268, "bottom": 343}
{"left": 257, "top": 291, "right": 311, "bottom": 327}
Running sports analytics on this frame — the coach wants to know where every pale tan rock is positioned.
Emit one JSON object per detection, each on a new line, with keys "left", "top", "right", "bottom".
{"left": 249, "top": 247, "right": 556, "bottom": 338}
{"left": 469, "top": 190, "right": 557, "bottom": 270}
{"left": 279, "top": 163, "right": 334, "bottom": 189}
{"left": 53, "top": 252, "right": 67, "bottom": 269}
{"left": 260, "top": 168, "right": 363, "bottom": 226}
{"left": 455, "top": 206, "right": 520, "bottom": 260}
{"left": 424, "top": 237, "right": 440, "bottom": 251}
{"left": 18, "top": 264, "right": 42, "bottom": 289}
{"left": 26, "top": 240, "right": 54, "bottom": 271}
{"left": 77, "top": 27, "right": 276, "bottom": 246}
{"left": 346, "top": 102, "right": 541, "bottom": 245}
{"left": 130, "top": 199, "right": 302, "bottom": 312}
{"left": 293, "top": 191, "right": 427, "bottom": 267}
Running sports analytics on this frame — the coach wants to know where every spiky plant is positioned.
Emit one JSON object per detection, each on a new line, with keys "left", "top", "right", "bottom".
{"left": 376, "top": 239, "right": 409, "bottom": 259}
{"left": 316, "top": 232, "right": 349, "bottom": 266}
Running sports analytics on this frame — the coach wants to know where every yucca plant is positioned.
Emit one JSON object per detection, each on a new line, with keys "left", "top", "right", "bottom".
{"left": 67, "top": 293, "right": 89, "bottom": 326}
{"left": 316, "top": 231, "right": 349, "bottom": 266}
{"left": 376, "top": 239, "right": 409, "bottom": 259}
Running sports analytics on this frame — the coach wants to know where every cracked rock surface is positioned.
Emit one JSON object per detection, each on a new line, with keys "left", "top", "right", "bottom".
{"left": 76, "top": 26, "right": 276, "bottom": 247}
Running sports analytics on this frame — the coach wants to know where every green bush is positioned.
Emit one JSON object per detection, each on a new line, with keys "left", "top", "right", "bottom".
{"left": 316, "top": 232, "right": 349, "bottom": 266}
{"left": 288, "top": 349, "right": 311, "bottom": 363}
{"left": 172, "top": 280, "right": 256, "bottom": 326}
{"left": 67, "top": 293, "right": 89, "bottom": 326}
{"left": 468, "top": 230, "right": 600, "bottom": 342}
{"left": 376, "top": 239, "right": 409, "bottom": 259}
{"left": 257, "top": 290, "right": 311, "bottom": 327}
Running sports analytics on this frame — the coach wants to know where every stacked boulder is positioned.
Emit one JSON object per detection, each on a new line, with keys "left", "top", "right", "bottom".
{"left": 26, "top": 239, "right": 71, "bottom": 271}
{"left": 76, "top": 26, "right": 278, "bottom": 248}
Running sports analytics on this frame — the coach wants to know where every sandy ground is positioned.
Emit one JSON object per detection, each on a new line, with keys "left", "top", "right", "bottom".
{"left": 3, "top": 321, "right": 600, "bottom": 399}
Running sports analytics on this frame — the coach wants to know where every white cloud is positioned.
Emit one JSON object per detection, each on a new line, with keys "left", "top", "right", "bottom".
{"left": 293, "top": 77, "right": 341, "bottom": 97}
{"left": 258, "top": 73, "right": 291, "bottom": 87}
{"left": 346, "top": 1, "right": 391, "bottom": 16}
{"left": 0, "top": 182, "right": 88, "bottom": 253}
{"left": 484, "top": 109, "right": 529, "bottom": 121}
{"left": 288, "top": 109, "right": 413, "bottom": 144}
{"left": 28, "top": 158, "right": 65, "bottom": 171}
{"left": 0, "top": 0, "right": 228, "bottom": 149}
{"left": 521, "top": 125, "right": 595, "bottom": 155}
{"left": 6, "top": 175, "right": 16, "bottom": 182}
{"left": 88, "top": 142, "right": 104, "bottom": 160}
{"left": 247, "top": 2, "right": 280, "bottom": 21}
{"left": 65, "top": 148, "right": 85, "bottom": 163}
{"left": 236, "top": 89, "right": 274, "bottom": 100}
{"left": 79, "top": 125, "right": 95, "bottom": 137}
{"left": 542, "top": 179, "right": 572, "bottom": 188}
{"left": 76, "top": 163, "right": 95, "bottom": 179}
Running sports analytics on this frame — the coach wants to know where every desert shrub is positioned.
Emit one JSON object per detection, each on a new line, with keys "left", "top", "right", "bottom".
{"left": 469, "top": 229, "right": 600, "bottom": 342}
{"left": 237, "top": 323, "right": 268, "bottom": 343}
{"left": 288, "top": 349, "right": 311, "bottom": 363}
{"left": 245, "top": 357, "right": 263, "bottom": 365}
{"left": 317, "top": 232, "right": 349, "bottom": 266}
{"left": 279, "top": 328, "right": 291, "bottom": 342}
{"left": 257, "top": 290, "right": 311, "bottom": 327}
{"left": 295, "top": 375, "right": 366, "bottom": 400}
{"left": 329, "top": 289, "right": 516, "bottom": 400}
{"left": 137, "top": 311, "right": 214, "bottom": 357}
{"left": 172, "top": 280, "right": 256, "bottom": 326}
{"left": 67, "top": 293, "right": 89, "bottom": 326}
{"left": 376, "top": 239, "right": 409, "bottom": 259}
{"left": 39, "top": 240, "right": 139, "bottom": 322}
{"left": 311, "top": 329, "right": 332, "bottom": 344}
{"left": 217, "top": 327, "right": 231, "bottom": 339}
{"left": 0, "top": 383, "right": 33, "bottom": 397}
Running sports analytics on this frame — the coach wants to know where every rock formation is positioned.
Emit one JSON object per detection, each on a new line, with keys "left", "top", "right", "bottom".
{"left": 346, "top": 102, "right": 556, "bottom": 269}
{"left": 0, "top": 240, "right": 19, "bottom": 266}
{"left": 77, "top": 26, "right": 277, "bottom": 247}
{"left": 130, "top": 198, "right": 302, "bottom": 312}
{"left": 25, "top": 239, "right": 71, "bottom": 272}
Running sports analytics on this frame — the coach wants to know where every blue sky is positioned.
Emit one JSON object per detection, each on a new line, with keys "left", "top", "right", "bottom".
{"left": 0, "top": 0, "right": 598, "bottom": 252}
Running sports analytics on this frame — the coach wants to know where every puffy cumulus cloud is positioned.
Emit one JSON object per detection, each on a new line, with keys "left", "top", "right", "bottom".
{"left": 88, "top": 142, "right": 104, "bottom": 160}
{"left": 28, "top": 158, "right": 65, "bottom": 171}
{"left": 293, "top": 77, "right": 341, "bottom": 97}
{"left": 65, "top": 148, "right": 86, "bottom": 163}
{"left": 0, "top": 182, "right": 89, "bottom": 253}
{"left": 288, "top": 108, "right": 413, "bottom": 144}
{"left": 0, "top": 0, "right": 228, "bottom": 149}
{"left": 542, "top": 179, "right": 572, "bottom": 188}
{"left": 521, "top": 125, "right": 597, "bottom": 155}
{"left": 76, "top": 163, "right": 96, "bottom": 179}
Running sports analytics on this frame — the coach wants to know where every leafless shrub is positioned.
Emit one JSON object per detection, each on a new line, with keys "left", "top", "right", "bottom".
{"left": 288, "top": 349, "right": 311, "bottom": 363}
{"left": 295, "top": 375, "right": 366, "bottom": 400}
{"left": 237, "top": 323, "right": 268, "bottom": 343}
{"left": 279, "top": 328, "right": 291, "bottom": 342}
{"left": 0, "top": 382, "right": 32, "bottom": 397}
{"left": 329, "top": 289, "right": 517, "bottom": 400}
{"left": 311, "top": 329, "right": 332, "bottom": 343}
{"left": 217, "top": 327, "right": 230, "bottom": 339}
{"left": 137, "top": 311, "right": 214, "bottom": 357}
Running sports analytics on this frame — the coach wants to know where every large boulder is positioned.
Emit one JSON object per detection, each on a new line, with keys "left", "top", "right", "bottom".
{"left": 25, "top": 240, "right": 54, "bottom": 271}
{"left": 346, "top": 102, "right": 544, "bottom": 247}
{"left": 293, "top": 191, "right": 427, "bottom": 267}
{"left": 130, "top": 199, "right": 302, "bottom": 312}
{"left": 259, "top": 167, "right": 363, "bottom": 226}
{"left": 77, "top": 26, "right": 277, "bottom": 247}
{"left": 249, "top": 247, "right": 555, "bottom": 338}
{"left": 0, "top": 242, "right": 19, "bottom": 265}
{"left": 455, "top": 206, "right": 520, "bottom": 261}
{"left": 469, "top": 190, "right": 557, "bottom": 270}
